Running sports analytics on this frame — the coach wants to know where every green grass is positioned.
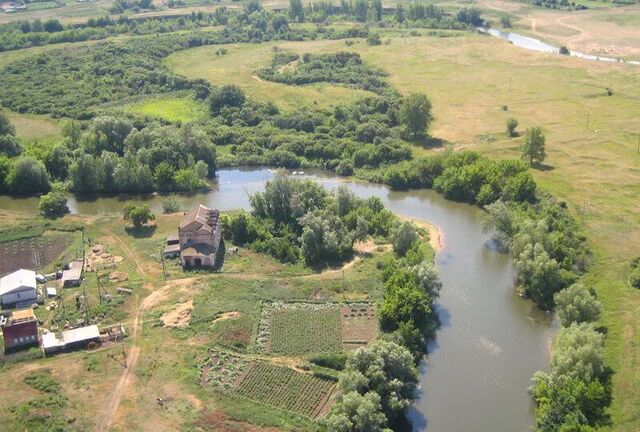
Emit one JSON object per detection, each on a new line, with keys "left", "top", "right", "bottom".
{"left": 165, "top": 41, "right": 376, "bottom": 111}
{"left": 123, "top": 95, "right": 208, "bottom": 123}
{"left": 270, "top": 306, "right": 342, "bottom": 355}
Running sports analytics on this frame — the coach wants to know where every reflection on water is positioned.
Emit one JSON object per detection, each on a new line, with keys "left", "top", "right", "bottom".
{"left": 480, "top": 27, "right": 640, "bottom": 66}
{"left": 0, "top": 168, "right": 554, "bottom": 431}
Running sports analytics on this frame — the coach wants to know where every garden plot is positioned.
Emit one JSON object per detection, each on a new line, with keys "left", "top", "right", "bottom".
{"left": 0, "top": 232, "right": 75, "bottom": 275}
{"left": 236, "top": 362, "right": 335, "bottom": 418}
{"left": 340, "top": 304, "right": 379, "bottom": 350}
{"left": 199, "top": 350, "right": 336, "bottom": 418}
{"left": 256, "top": 302, "right": 378, "bottom": 355}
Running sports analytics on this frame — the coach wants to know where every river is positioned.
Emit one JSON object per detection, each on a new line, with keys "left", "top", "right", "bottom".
{"left": 0, "top": 168, "right": 554, "bottom": 431}
{"left": 480, "top": 27, "right": 640, "bottom": 66}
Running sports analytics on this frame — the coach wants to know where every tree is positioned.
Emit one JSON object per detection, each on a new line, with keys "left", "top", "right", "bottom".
{"left": 288, "top": 0, "right": 305, "bottom": 22}
{"left": 400, "top": 93, "right": 432, "bottom": 139}
{"left": 123, "top": 204, "right": 155, "bottom": 228}
{"left": 325, "top": 391, "right": 390, "bottom": 432}
{"left": 209, "top": 85, "right": 246, "bottom": 114}
{"left": 394, "top": 3, "right": 405, "bottom": 23}
{"left": 340, "top": 340, "right": 418, "bottom": 421}
{"left": 154, "top": 162, "right": 176, "bottom": 191}
{"left": 515, "top": 242, "right": 565, "bottom": 307}
{"left": 554, "top": 284, "right": 602, "bottom": 327}
{"left": 39, "top": 192, "right": 69, "bottom": 218}
{"left": 530, "top": 373, "right": 608, "bottom": 432}
{"left": 499, "top": 13, "right": 512, "bottom": 28}
{"left": 0, "top": 110, "right": 16, "bottom": 136}
{"left": 392, "top": 221, "right": 418, "bottom": 257}
{"left": 0, "top": 135, "right": 23, "bottom": 157}
{"left": 506, "top": 117, "right": 519, "bottom": 137}
{"left": 522, "top": 127, "right": 546, "bottom": 165}
{"left": 550, "top": 323, "right": 605, "bottom": 383}
{"left": 371, "top": 0, "right": 383, "bottom": 21}
{"left": 354, "top": 0, "right": 368, "bottom": 22}
{"left": 9, "top": 156, "right": 51, "bottom": 195}
{"left": 0, "top": 155, "right": 11, "bottom": 192}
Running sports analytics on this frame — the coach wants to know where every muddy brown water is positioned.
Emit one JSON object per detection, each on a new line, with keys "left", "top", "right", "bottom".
{"left": 0, "top": 168, "right": 554, "bottom": 431}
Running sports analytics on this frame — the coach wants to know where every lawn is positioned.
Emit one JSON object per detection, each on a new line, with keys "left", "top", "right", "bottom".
{"left": 123, "top": 95, "right": 208, "bottom": 123}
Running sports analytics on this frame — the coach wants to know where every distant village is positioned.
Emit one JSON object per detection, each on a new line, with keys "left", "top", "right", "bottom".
{"left": 0, "top": 204, "right": 222, "bottom": 360}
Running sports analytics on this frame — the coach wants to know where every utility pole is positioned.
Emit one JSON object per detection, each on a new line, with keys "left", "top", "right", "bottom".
{"left": 82, "top": 282, "right": 90, "bottom": 324}
{"left": 95, "top": 271, "right": 103, "bottom": 305}
{"left": 160, "top": 246, "right": 167, "bottom": 281}
{"left": 120, "top": 323, "right": 127, "bottom": 368}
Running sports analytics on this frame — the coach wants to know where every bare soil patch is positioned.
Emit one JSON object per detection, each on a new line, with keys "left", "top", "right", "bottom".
{"left": 161, "top": 300, "right": 193, "bottom": 328}
{"left": 108, "top": 271, "right": 128, "bottom": 283}
{"left": 212, "top": 310, "right": 240, "bottom": 324}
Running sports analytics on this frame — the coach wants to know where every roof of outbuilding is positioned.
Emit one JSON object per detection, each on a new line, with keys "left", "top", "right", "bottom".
{"left": 179, "top": 205, "right": 219, "bottom": 232}
{"left": 0, "top": 269, "right": 36, "bottom": 297}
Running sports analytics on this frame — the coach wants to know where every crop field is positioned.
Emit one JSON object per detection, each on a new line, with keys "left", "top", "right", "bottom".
{"left": 256, "top": 302, "right": 378, "bottom": 355}
{"left": 200, "top": 350, "right": 251, "bottom": 391}
{"left": 0, "top": 232, "right": 76, "bottom": 275}
{"left": 199, "top": 349, "right": 335, "bottom": 418}
{"left": 235, "top": 362, "right": 335, "bottom": 418}
{"left": 340, "top": 304, "right": 378, "bottom": 350}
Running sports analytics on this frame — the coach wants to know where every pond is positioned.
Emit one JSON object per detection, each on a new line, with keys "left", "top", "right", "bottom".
{"left": 0, "top": 168, "right": 554, "bottom": 431}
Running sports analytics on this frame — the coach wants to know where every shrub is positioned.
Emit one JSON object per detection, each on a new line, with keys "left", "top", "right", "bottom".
{"left": 161, "top": 197, "right": 181, "bottom": 214}
{"left": 506, "top": 117, "right": 519, "bottom": 137}
{"left": 630, "top": 266, "right": 640, "bottom": 289}
{"left": 554, "top": 284, "right": 601, "bottom": 327}
{"left": 309, "top": 352, "right": 348, "bottom": 370}
{"left": 39, "top": 192, "right": 69, "bottom": 218}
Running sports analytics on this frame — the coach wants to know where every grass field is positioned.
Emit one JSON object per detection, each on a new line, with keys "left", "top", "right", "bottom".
{"left": 165, "top": 42, "right": 376, "bottom": 111}
{"left": 122, "top": 95, "right": 208, "bottom": 123}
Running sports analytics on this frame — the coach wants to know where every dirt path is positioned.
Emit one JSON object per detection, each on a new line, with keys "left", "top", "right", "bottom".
{"left": 252, "top": 74, "right": 265, "bottom": 83}
{"left": 103, "top": 230, "right": 147, "bottom": 277}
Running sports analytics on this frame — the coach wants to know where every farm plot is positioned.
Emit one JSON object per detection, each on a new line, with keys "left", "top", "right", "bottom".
{"left": 340, "top": 304, "right": 379, "bottom": 350}
{"left": 200, "top": 350, "right": 251, "bottom": 391}
{"left": 256, "top": 302, "right": 342, "bottom": 355}
{"left": 0, "top": 232, "right": 75, "bottom": 275}
{"left": 235, "top": 362, "right": 335, "bottom": 418}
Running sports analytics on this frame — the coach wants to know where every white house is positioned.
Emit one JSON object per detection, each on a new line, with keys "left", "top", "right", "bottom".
{"left": 0, "top": 269, "right": 37, "bottom": 309}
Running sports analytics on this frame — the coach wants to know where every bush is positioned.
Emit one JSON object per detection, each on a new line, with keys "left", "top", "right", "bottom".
{"left": 391, "top": 221, "right": 418, "bottom": 257}
{"left": 506, "top": 117, "right": 518, "bottom": 137}
{"left": 630, "top": 266, "right": 640, "bottom": 289}
{"left": 554, "top": 283, "right": 601, "bottom": 327}
{"left": 161, "top": 197, "right": 181, "bottom": 214}
{"left": 309, "top": 352, "right": 348, "bottom": 370}
{"left": 366, "top": 33, "right": 382, "bottom": 46}
{"left": 39, "top": 192, "right": 69, "bottom": 218}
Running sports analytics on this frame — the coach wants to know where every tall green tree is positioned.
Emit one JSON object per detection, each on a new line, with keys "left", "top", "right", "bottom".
{"left": 400, "top": 93, "right": 433, "bottom": 138}
{"left": 0, "top": 110, "right": 16, "bottom": 137}
{"left": 522, "top": 127, "right": 546, "bottom": 165}
{"left": 354, "top": 0, "right": 368, "bottom": 22}
{"left": 554, "top": 284, "right": 602, "bottom": 327}
{"left": 288, "top": 0, "right": 305, "bottom": 22}
{"left": 9, "top": 156, "right": 51, "bottom": 195}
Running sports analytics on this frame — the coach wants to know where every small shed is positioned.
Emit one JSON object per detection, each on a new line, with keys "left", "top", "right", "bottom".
{"left": 42, "top": 324, "right": 101, "bottom": 356}
{"left": 0, "top": 269, "right": 37, "bottom": 309}
{"left": 1, "top": 308, "right": 39, "bottom": 352}
{"left": 46, "top": 287, "right": 58, "bottom": 298}
{"left": 61, "top": 260, "right": 83, "bottom": 288}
